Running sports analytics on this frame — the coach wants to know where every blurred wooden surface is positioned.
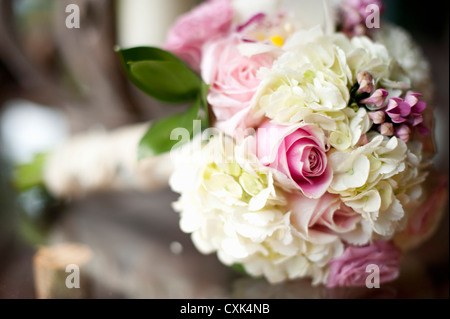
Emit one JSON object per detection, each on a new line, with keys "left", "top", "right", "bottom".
{"left": 0, "top": 188, "right": 447, "bottom": 299}
{"left": 33, "top": 242, "right": 93, "bottom": 298}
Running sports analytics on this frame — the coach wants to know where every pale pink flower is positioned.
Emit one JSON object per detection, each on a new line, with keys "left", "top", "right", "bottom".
{"left": 164, "top": 0, "right": 233, "bottom": 71}
{"left": 202, "top": 35, "right": 275, "bottom": 135}
{"left": 289, "top": 192, "right": 369, "bottom": 245}
{"left": 256, "top": 122, "right": 332, "bottom": 198}
{"left": 327, "top": 241, "right": 401, "bottom": 288}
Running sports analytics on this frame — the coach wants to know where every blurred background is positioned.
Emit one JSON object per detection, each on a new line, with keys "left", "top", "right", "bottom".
{"left": 0, "top": 0, "right": 448, "bottom": 298}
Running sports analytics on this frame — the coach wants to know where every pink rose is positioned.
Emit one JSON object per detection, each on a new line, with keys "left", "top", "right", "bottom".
{"left": 289, "top": 192, "right": 369, "bottom": 245}
{"left": 256, "top": 122, "right": 333, "bottom": 198}
{"left": 164, "top": 0, "right": 233, "bottom": 71}
{"left": 327, "top": 241, "right": 401, "bottom": 288}
{"left": 202, "top": 35, "right": 274, "bottom": 135}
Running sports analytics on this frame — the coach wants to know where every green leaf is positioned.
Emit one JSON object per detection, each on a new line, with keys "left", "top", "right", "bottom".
{"left": 231, "top": 263, "right": 248, "bottom": 275}
{"left": 13, "top": 153, "right": 48, "bottom": 192}
{"left": 118, "top": 46, "right": 201, "bottom": 103}
{"left": 130, "top": 61, "right": 201, "bottom": 103}
{"left": 200, "top": 81, "right": 210, "bottom": 115}
{"left": 138, "top": 84, "right": 210, "bottom": 159}
{"left": 231, "top": 263, "right": 262, "bottom": 279}
{"left": 117, "top": 46, "right": 182, "bottom": 64}
{"left": 138, "top": 103, "right": 197, "bottom": 159}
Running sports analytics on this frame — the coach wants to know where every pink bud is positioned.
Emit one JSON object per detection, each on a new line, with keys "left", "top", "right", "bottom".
{"left": 379, "top": 123, "right": 394, "bottom": 136}
{"left": 395, "top": 124, "right": 411, "bottom": 142}
{"left": 355, "top": 134, "right": 369, "bottom": 146}
{"left": 360, "top": 89, "right": 389, "bottom": 108}
{"left": 369, "top": 111, "right": 386, "bottom": 124}
{"left": 404, "top": 91, "right": 422, "bottom": 107}
{"left": 356, "top": 71, "right": 374, "bottom": 94}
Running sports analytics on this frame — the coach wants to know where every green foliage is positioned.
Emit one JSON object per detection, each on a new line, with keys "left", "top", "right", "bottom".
{"left": 231, "top": 263, "right": 248, "bottom": 276}
{"left": 118, "top": 46, "right": 201, "bottom": 103}
{"left": 138, "top": 88, "right": 210, "bottom": 159}
{"left": 118, "top": 46, "right": 211, "bottom": 159}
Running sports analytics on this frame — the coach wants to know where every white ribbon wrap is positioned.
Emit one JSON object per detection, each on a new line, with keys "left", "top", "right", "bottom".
{"left": 44, "top": 123, "right": 174, "bottom": 198}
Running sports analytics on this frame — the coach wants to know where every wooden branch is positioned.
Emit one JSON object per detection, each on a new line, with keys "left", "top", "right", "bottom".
{"left": 0, "top": 0, "right": 145, "bottom": 130}
{"left": 52, "top": 0, "right": 144, "bottom": 130}
{"left": 0, "top": 0, "right": 66, "bottom": 105}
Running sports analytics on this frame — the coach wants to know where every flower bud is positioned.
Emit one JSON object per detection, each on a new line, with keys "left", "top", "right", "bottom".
{"left": 379, "top": 123, "right": 394, "bottom": 136}
{"left": 361, "top": 89, "right": 389, "bottom": 108}
{"left": 368, "top": 111, "right": 386, "bottom": 124}
{"left": 356, "top": 71, "right": 374, "bottom": 94}
{"left": 395, "top": 124, "right": 411, "bottom": 142}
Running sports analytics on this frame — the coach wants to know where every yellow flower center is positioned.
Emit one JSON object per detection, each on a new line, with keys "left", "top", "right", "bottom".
{"left": 270, "top": 36, "right": 284, "bottom": 47}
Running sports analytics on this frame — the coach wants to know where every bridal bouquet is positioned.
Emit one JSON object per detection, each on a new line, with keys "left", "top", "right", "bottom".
{"left": 15, "top": 0, "right": 447, "bottom": 288}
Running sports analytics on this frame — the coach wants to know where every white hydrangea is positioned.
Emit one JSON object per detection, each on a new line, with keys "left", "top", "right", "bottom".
{"left": 333, "top": 33, "right": 412, "bottom": 97}
{"left": 254, "top": 33, "right": 352, "bottom": 124}
{"left": 390, "top": 141, "right": 431, "bottom": 229}
{"left": 170, "top": 135, "right": 343, "bottom": 284}
{"left": 373, "top": 24, "right": 434, "bottom": 100}
{"left": 329, "top": 107, "right": 372, "bottom": 151}
{"left": 328, "top": 133, "right": 409, "bottom": 237}
{"left": 329, "top": 134, "right": 407, "bottom": 192}
{"left": 336, "top": 35, "right": 391, "bottom": 81}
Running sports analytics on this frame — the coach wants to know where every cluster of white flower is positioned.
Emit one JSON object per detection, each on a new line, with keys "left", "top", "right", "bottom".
{"left": 170, "top": 136, "right": 344, "bottom": 284}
